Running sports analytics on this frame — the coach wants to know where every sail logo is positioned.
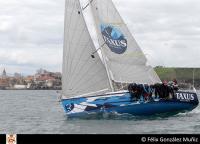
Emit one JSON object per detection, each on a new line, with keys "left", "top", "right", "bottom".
{"left": 176, "top": 92, "right": 195, "bottom": 101}
{"left": 101, "top": 24, "right": 127, "bottom": 54}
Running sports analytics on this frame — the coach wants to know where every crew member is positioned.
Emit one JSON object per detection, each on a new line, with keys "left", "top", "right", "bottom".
{"left": 172, "top": 79, "right": 179, "bottom": 91}
{"left": 143, "top": 84, "right": 153, "bottom": 101}
{"left": 153, "top": 83, "right": 162, "bottom": 99}
{"left": 128, "top": 83, "right": 143, "bottom": 101}
{"left": 167, "top": 79, "right": 179, "bottom": 99}
{"left": 161, "top": 80, "right": 171, "bottom": 99}
{"left": 128, "top": 83, "right": 138, "bottom": 100}
{"left": 137, "top": 84, "right": 144, "bottom": 102}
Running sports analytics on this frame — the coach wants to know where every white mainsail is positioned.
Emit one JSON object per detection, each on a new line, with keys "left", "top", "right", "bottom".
{"left": 62, "top": 0, "right": 111, "bottom": 98}
{"left": 90, "top": 0, "right": 161, "bottom": 84}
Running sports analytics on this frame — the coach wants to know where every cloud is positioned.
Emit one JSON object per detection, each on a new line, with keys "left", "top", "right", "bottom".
{"left": 113, "top": 0, "right": 200, "bottom": 67}
{"left": 0, "top": 0, "right": 65, "bottom": 74}
{"left": 0, "top": 0, "right": 200, "bottom": 75}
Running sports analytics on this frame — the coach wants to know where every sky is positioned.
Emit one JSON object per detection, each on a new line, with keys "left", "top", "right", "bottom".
{"left": 0, "top": 0, "right": 200, "bottom": 75}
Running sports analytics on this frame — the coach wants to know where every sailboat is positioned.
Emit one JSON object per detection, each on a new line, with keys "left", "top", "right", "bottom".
{"left": 61, "top": 0, "right": 199, "bottom": 118}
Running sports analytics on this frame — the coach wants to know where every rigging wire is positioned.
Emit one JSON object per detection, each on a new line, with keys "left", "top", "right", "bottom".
{"left": 91, "top": 42, "right": 106, "bottom": 58}
{"left": 82, "top": 0, "right": 94, "bottom": 11}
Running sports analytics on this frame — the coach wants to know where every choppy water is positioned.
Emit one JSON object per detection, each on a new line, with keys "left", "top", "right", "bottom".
{"left": 0, "top": 90, "right": 200, "bottom": 134}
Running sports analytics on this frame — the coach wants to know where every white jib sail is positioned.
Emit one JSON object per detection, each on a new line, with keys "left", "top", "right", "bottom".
{"left": 62, "top": 0, "right": 111, "bottom": 98}
{"left": 91, "top": 0, "right": 161, "bottom": 84}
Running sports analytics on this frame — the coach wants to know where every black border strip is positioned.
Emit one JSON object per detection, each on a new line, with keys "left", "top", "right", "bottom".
{"left": 15, "top": 134, "right": 200, "bottom": 144}
{"left": 0, "top": 135, "right": 6, "bottom": 144}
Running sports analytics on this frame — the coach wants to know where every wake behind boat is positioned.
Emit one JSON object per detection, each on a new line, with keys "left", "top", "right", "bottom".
{"left": 61, "top": 0, "right": 199, "bottom": 118}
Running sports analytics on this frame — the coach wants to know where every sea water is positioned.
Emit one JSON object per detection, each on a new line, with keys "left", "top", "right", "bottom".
{"left": 0, "top": 90, "right": 200, "bottom": 134}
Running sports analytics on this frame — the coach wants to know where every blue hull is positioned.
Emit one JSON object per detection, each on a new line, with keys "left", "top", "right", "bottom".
{"left": 61, "top": 91, "right": 199, "bottom": 118}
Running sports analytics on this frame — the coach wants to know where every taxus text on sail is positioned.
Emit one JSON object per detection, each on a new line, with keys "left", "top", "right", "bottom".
{"left": 101, "top": 24, "right": 127, "bottom": 54}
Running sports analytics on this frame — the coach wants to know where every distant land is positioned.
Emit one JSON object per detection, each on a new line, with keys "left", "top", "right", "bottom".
{"left": 0, "top": 68, "right": 61, "bottom": 90}
{"left": 0, "top": 67, "right": 199, "bottom": 90}
{"left": 154, "top": 66, "right": 200, "bottom": 89}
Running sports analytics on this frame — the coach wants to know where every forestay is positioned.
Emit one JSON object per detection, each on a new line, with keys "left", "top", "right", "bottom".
{"left": 62, "top": 0, "right": 111, "bottom": 98}
{"left": 91, "top": 0, "right": 161, "bottom": 84}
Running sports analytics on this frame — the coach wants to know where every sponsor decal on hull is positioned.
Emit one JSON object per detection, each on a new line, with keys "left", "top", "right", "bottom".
{"left": 175, "top": 92, "right": 195, "bottom": 102}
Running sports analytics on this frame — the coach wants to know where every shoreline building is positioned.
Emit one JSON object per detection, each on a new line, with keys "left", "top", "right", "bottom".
{"left": 0, "top": 68, "right": 9, "bottom": 89}
{"left": 2, "top": 68, "right": 7, "bottom": 78}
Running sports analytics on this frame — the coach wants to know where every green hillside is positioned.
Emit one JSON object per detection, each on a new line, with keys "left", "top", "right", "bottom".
{"left": 154, "top": 67, "right": 200, "bottom": 89}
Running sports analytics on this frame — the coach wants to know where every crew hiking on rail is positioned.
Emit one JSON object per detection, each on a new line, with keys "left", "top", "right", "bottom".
{"left": 128, "top": 79, "right": 179, "bottom": 102}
